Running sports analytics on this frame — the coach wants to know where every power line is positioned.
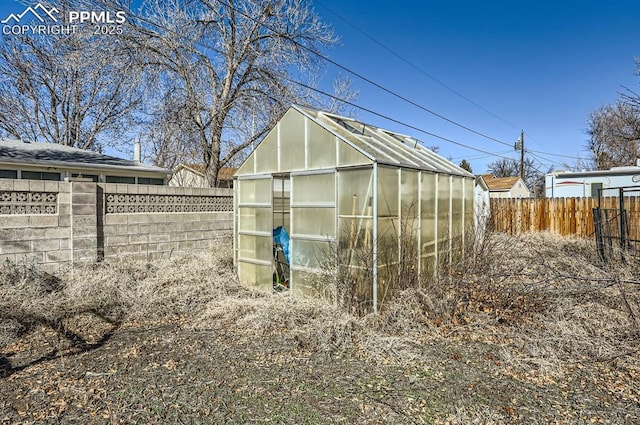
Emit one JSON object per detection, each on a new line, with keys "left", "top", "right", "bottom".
{"left": 527, "top": 150, "right": 583, "bottom": 169}
{"left": 451, "top": 150, "right": 514, "bottom": 162}
{"left": 126, "top": 6, "right": 515, "bottom": 160}
{"left": 129, "top": 1, "right": 577, "bottom": 165}
{"left": 318, "top": 2, "right": 584, "bottom": 158}
{"left": 527, "top": 151, "right": 563, "bottom": 169}
{"left": 287, "top": 77, "right": 516, "bottom": 161}
{"left": 527, "top": 148, "right": 585, "bottom": 161}
{"left": 316, "top": 2, "right": 562, "bottom": 154}
{"left": 316, "top": 1, "right": 525, "bottom": 134}
{"left": 210, "top": 0, "right": 514, "bottom": 149}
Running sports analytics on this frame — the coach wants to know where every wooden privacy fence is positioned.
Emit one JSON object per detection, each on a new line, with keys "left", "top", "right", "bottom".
{"left": 489, "top": 197, "right": 640, "bottom": 237}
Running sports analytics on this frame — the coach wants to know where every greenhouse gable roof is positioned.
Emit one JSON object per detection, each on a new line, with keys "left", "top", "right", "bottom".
{"left": 294, "top": 105, "right": 472, "bottom": 177}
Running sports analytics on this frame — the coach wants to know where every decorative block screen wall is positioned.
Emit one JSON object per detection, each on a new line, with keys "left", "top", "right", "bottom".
{"left": 0, "top": 180, "right": 233, "bottom": 274}
{"left": 0, "top": 190, "right": 58, "bottom": 215}
{"left": 104, "top": 193, "right": 233, "bottom": 214}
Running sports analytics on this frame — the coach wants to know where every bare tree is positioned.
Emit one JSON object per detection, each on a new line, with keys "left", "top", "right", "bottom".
{"left": 587, "top": 101, "right": 640, "bottom": 169}
{"left": 487, "top": 158, "right": 519, "bottom": 178}
{"left": 128, "top": 0, "right": 344, "bottom": 186}
{"left": 145, "top": 86, "right": 202, "bottom": 169}
{"left": 586, "top": 56, "right": 640, "bottom": 169}
{"left": 487, "top": 156, "right": 549, "bottom": 197}
{"left": 0, "top": 4, "right": 144, "bottom": 150}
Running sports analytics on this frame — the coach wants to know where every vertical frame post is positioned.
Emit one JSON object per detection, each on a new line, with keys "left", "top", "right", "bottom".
{"left": 372, "top": 163, "right": 378, "bottom": 313}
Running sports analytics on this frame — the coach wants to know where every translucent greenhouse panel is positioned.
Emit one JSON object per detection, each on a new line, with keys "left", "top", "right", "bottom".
{"left": 337, "top": 215, "right": 373, "bottom": 265}
{"left": 291, "top": 207, "right": 335, "bottom": 238}
{"left": 338, "top": 262, "right": 374, "bottom": 315}
{"left": 451, "top": 177, "right": 464, "bottom": 229}
{"left": 437, "top": 174, "right": 451, "bottom": 263}
{"left": 337, "top": 169, "right": 374, "bottom": 313}
{"left": 290, "top": 172, "right": 337, "bottom": 295}
{"left": 451, "top": 177, "right": 465, "bottom": 263}
{"left": 400, "top": 170, "right": 419, "bottom": 284}
{"left": 338, "top": 139, "right": 371, "bottom": 167}
{"left": 234, "top": 186, "right": 238, "bottom": 266}
{"left": 377, "top": 217, "right": 399, "bottom": 258}
{"left": 236, "top": 176, "right": 273, "bottom": 289}
{"left": 377, "top": 263, "right": 401, "bottom": 307}
{"left": 375, "top": 166, "right": 400, "bottom": 305}
{"left": 238, "top": 234, "right": 272, "bottom": 263}
{"left": 238, "top": 207, "right": 272, "bottom": 232}
{"left": 376, "top": 216, "right": 399, "bottom": 308}
{"left": 278, "top": 110, "right": 305, "bottom": 171}
{"left": 237, "top": 262, "right": 272, "bottom": 289}
{"left": 254, "top": 131, "right": 278, "bottom": 174}
{"left": 338, "top": 169, "right": 374, "bottom": 250}
{"left": 238, "top": 178, "right": 272, "bottom": 204}
{"left": 292, "top": 173, "right": 335, "bottom": 204}
{"left": 320, "top": 116, "right": 375, "bottom": 161}
{"left": 307, "top": 119, "right": 337, "bottom": 169}
{"left": 377, "top": 166, "right": 399, "bottom": 218}
{"left": 464, "top": 178, "right": 474, "bottom": 234}
{"left": 420, "top": 172, "right": 437, "bottom": 274}
{"left": 338, "top": 168, "right": 374, "bottom": 216}
{"left": 236, "top": 151, "right": 254, "bottom": 176}
{"left": 290, "top": 269, "right": 334, "bottom": 299}
{"left": 401, "top": 170, "right": 419, "bottom": 218}
{"left": 291, "top": 239, "right": 334, "bottom": 270}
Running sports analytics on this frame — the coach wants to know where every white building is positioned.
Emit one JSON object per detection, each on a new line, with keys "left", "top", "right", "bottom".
{"left": 169, "top": 164, "right": 236, "bottom": 188}
{"left": 545, "top": 166, "right": 640, "bottom": 198}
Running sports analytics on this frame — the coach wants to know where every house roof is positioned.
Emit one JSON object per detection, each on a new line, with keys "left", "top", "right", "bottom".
{"left": 295, "top": 105, "right": 473, "bottom": 177}
{"left": 548, "top": 166, "right": 640, "bottom": 179}
{"left": 175, "top": 164, "right": 237, "bottom": 180}
{"left": 481, "top": 174, "right": 522, "bottom": 191}
{"left": 218, "top": 167, "right": 237, "bottom": 180}
{"left": 0, "top": 138, "right": 171, "bottom": 175}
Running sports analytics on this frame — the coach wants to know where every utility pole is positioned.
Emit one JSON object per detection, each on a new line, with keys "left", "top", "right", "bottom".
{"left": 520, "top": 130, "right": 524, "bottom": 181}
{"left": 514, "top": 130, "right": 525, "bottom": 180}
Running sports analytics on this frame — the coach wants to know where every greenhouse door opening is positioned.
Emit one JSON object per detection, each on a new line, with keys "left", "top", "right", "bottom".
{"left": 273, "top": 175, "right": 291, "bottom": 290}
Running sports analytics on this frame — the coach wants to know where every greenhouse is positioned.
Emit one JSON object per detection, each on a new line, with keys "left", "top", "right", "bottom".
{"left": 234, "top": 105, "right": 476, "bottom": 313}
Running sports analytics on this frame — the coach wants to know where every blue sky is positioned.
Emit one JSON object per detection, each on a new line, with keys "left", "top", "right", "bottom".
{"left": 312, "top": 0, "right": 640, "bottom": 173}
{"left": 1, "top": 1, "right": 639, "bottom": 174}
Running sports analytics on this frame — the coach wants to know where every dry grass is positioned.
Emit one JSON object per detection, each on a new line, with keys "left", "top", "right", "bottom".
{"left": 371, "top": 231, "right": 640, "bottom": 368}
{"left": 464, "top": 233, "right": 639, "bottom": 372}
{"left": 0, "top": 246, "right": 239, "bottom": 350}
{"left": 1, "top": 232, "right": 639, "bottom": 423}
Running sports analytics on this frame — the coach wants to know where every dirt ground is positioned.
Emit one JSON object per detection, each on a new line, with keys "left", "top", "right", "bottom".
{"left": 1, "top": 234, "right": 639, "bottom": 424}
{"left": 2, "top": 317, "right": 638, "bottom": 424}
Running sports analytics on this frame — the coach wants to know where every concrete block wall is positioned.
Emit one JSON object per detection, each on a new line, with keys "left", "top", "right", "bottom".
{"left": 100, "top": 183, "right": 233, "bottom": 260}
{"left": 102, "top": 211, "right": 232, "bottom": 261}
{"left": 71, "top": 182, "right": 99, "bottom": 265}
{"left": 0, "top": 180, "right": 233, "bottom": 274}
{"left": 0, "top": 180, "right": 71, "bottom": 274}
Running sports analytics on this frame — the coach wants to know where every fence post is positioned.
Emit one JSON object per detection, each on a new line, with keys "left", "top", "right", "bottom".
{"left": 619, "top": 188, "right": 626, "bottom": 251}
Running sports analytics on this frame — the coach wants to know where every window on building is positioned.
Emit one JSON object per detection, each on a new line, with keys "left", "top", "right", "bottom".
{"left": 137, "top": 177, "right": 164, "bottom": 185}
{"left": 21, "top": 171, "right": 60, "bottom": 181}
{"left": 71, "top": 173, "right": 99, "bottom": 182}
{"left": 591, "top": 182, "right": 603, "bottom": 198}
{"left": 0, "top": 169, "right": 18, "bottom": 179}
{"left": 106, "top": 176, "right": 136, "bottom": 184}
